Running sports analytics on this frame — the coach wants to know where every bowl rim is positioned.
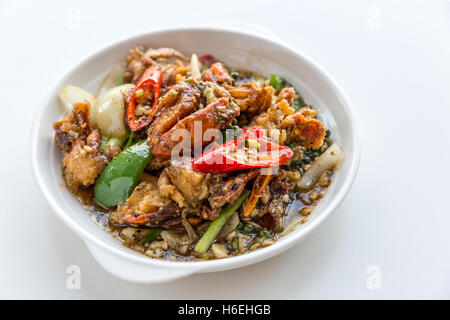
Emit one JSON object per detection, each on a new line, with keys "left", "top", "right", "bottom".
{"left": 30, "top": 26, "right": 360, "bottom": 271}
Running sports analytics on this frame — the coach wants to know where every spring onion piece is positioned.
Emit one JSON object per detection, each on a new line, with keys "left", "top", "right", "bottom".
{"left": 123, "top": 131, "right": 135, "bottom": 150}
{"left": 194, "top": 190, "right": 250, "bottom": 254}
{"left": 139, "top": 228, "right": 163, "bottom": 245}
{"left": 104, "top": 134, "right": 128, "bottom": 150}
{"left": 99, "top": 135, "right": 109, "bottom": 152}
{"left": 230, "top": 72, "right": 239, "bottom": 85}
{"left": 258, "top": 228, "right": 270, "bottom": 238}
{"left": 135, "top": 89, "right": 144, "bottom": 98}
{"left": 243, "top": 223, "right": 254, "bottom": 234}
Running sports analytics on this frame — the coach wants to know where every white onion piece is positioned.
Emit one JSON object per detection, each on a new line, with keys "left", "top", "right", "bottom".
{"left": 297, "top": 143, "right": 344, "bottom": 190}
{"left": 96, "top": 63, "right": 126, "bottom": 99}
{"left": 211, "top": 244, "right": 228, "bottom": 258}
{"left": 160, "top": 231, "right": 181, "bottom": 249}
{"left": 181, "top": 211, "right": 197, "bottom": 241}
{"left": 190, "top": 53, "right": 201, "bottom": 79}
{"left": 58, "top": 85, "right": 97, "bottom": 116}
{"left": 218, "top": 212, "right": 240, "bottom": 239}
{"left": 94, "top": 84, "right": 135, "bottom": 137}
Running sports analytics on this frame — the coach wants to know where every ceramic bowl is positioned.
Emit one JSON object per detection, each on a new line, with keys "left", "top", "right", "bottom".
{"left": 31, "top": 26, "right": 360, "bottom": 283}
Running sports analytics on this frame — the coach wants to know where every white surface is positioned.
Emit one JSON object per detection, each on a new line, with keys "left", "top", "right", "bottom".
{"left": 0, "top": 0, "right": 449, "bottom": 299}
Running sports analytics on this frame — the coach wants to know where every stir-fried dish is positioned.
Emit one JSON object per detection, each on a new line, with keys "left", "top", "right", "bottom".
{"left": 53, "top": 47, "right": 343, "bottom": 261}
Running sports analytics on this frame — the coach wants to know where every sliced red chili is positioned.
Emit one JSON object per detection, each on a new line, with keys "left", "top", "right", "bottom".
{"left": 192, "top": 135, "right": 294, "bottom": 174}
{"left": 240, "top": 127, "right": 265, "bottom": 139}
{"left": 198, "top": 54, "right": 216, "bottom": 66}
{"left": 127, "top": 65, "right": 162, "bottom": 131}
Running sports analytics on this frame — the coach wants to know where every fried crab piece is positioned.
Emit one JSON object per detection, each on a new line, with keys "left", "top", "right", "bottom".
{"left": 123, "top": 46, "right": 188, "bottom": 84}
{"left": 200, "top": 205, "right": 222, "bottom": 221}
{"left": 146, "top": 156, "right": 171, "bottom": 171}
{"left": 201, "top": 62, "right": 232, "bottom": 85}
{"left": 249, "top": 101, "right": 286, "bottom": 133}
{"left": 165, "top": 157, "right": 210, "bottom": 205}
{"left": 230, "top": 80, "right": 275, "bottom": 117}
{"left": 53, "top": 102, "right": 92, "bottom": 153}
{"left": 282, "top": 111, "right": 325, "bottom": 149}
{"left": 143, "top": 47, "right": 187, "bottom": 63}
{"left": 160, "top": 60, "right": 186, "bottom": 88}
{"left": 147, "top": 82, "right": 202, "bottom": 141}
{"left": 276, "top": 87, "right": 296, "bottom": 105}
{"left": 62, "top": 130, "right": 107, "bottom": 191}
{"left": 111, "top": 180, "right": 197, "bottom": 229}
{"left": 123, "top": 46, "right": 147, "bottom": 84}
{"left": 53, "top": 102, "right": 107, "bottom": 191}
{"left": 208, "top": 170, "right": 258, "bottom": 209}
{"left": 148, "top": 97, "right": 239, "bottom": 159}
{"left": 158, "top": 169, "right": 186, "bottom": 207}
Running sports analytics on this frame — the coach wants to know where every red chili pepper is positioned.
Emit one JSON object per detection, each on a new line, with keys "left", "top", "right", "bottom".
{"left": 127, "top": 66, "right": 162, "bottom": 131}
{"left": 199, "top": 54, "right": 216, "bottom": 66}
{"left": 240, "top": 127, "right": 265, "bottom": 139}
{"left": 192, "top": 136, "right": 294, "bottom": 173}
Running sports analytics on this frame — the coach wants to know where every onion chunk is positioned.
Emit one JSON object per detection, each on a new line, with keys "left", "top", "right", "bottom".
{"left": 298, "top": 143, "right": 344, "bottom": 190}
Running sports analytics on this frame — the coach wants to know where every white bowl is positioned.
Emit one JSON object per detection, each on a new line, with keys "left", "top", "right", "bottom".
{"left": 30, "top": 27, "right": 360, "bottom": 284}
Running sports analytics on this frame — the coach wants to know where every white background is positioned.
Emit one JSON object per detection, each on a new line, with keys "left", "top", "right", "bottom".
{"left": 0, "top": 0, "right": 449, "bottom": 299}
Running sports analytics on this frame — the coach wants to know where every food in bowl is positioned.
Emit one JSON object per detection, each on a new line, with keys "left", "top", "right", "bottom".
{"left": 53, "top": 46, "right": 343, "bottom": 261}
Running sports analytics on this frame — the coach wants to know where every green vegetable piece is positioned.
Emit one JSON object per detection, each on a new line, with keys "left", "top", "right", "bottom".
{"left": 107, "top": 134, "right": 128, "bottom": 149}
{"left": 117, "top": 76, "right": 124, "bottom": 86}
{"left": 258, "top": 228, "right": 270, "bottom": 238}
{"left": 242, "top": 139, "right": 260, "bottom": 150}
{"left": 139, "top": 228, "right": 163, "bottom": 245}
{"left": 99, "top": 134, "right": 128, "bottom": 152}
{"left": 302, "top": 156, "right": 312, "bottom": 164}
{"left": 123, "top": 131, "right": 135, "bottom": 150}
{"left": 231, "top": 238, "right": 239, "bottom": 250}
{"left": 243, "top": 223, "right": 254, "bottom": 234}
{"left": 230, "top": 72, "right": 239, "bottom": 85}
{"left": 98, "top": 136, "right": 109, "bottom": 152}
{"left": 194, "top": 190, "right": 250, "bottom": 254}
{"left": 269, "top": 74, "right": 287, "bottom": 93}
{"left": 287, "top": 141, "right": 297, "bottom": 149}
{"left": 201, "top": 64, "right": 210, "bottom": 73}
{"left": 94, "top": 140, "right": 154, "bottom": 208}
{"left": 135, "top": 89, "right": 144, "bottom": 98}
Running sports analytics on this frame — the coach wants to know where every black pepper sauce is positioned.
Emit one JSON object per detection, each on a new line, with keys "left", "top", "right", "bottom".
{"left": 282, "top": 169, "right": 335, "bottom": 235}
